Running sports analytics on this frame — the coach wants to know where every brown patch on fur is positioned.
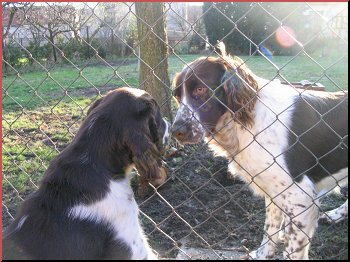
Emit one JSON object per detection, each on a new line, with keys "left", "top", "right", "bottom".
{"left": 218, "top": 56, "right": 259, "bottom": 127}
{"left": 150, "top": 166, "right": 167, "bottom": 187}
{"left": 296, "top": 222, "right": 305, "bottom": 229}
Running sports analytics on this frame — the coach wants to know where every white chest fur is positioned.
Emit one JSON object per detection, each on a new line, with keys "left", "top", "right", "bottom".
{"left": 209, "top": 80, "right": 300, "bottom": 198}
{"left": 69, "top": 179, "right": 155, "bottom": 260}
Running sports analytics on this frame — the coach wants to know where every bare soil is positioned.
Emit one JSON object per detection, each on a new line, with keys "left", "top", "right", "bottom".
{"left": 135, "top": 142, "right": 348, "bottom": 260}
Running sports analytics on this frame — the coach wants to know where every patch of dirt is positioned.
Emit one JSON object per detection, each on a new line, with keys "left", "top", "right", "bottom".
{"left": 134, "top": 142, "right": 348, "bottom": 260}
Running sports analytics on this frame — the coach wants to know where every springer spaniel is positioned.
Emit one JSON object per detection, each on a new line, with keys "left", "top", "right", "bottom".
{"left": 2, "top": 87, "right": 170, "bottom": 260}
{"left": 171, "top": 45, "right": 348, "bottom": 260}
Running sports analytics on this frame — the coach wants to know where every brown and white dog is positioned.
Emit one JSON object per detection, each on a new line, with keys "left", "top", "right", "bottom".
{"left": 171, "top": 45, "right": 348, "bottom": 260}
{"left": 2, "top": 87, "right": 170, "bottom": 260}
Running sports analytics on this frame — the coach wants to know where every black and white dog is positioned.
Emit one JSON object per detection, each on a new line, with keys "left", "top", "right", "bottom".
{"left": 2, "top": 87, "right": 170, "bottom": 260}
{"left": 171, "top": 44, "right": 348, "bottom": 259}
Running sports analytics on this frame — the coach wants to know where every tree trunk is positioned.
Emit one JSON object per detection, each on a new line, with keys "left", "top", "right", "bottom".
{"left": 86, "top": 26, "right": 91, "bottom": 59}
{"left": 2, "top": 6, "right": 17, "bottom": 73}
{"left": 135, "top": 2, "right": 172, "bottom": 121}
{"left": 48, "top": 27, "right": 57, "bottom": 63}
{"left": 2, "top": 29, "right": 8, "bottom": 73}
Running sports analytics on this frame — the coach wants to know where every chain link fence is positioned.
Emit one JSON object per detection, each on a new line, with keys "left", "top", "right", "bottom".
{"left": 2, "top": 2, "right": 348, "bottom": 260}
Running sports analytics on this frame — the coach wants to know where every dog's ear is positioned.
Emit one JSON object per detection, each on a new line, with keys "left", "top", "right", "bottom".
{"left": 87, "top": 97, "right": 104, "bottom": 115}
{"left": 126, "top": 130, "right": 161, "bottom": 194}
{"left": 134, "top": 96, "right": 153, "bottom": 116}
{"left": 221, "top": 63, "right": 258, "bottom": 127}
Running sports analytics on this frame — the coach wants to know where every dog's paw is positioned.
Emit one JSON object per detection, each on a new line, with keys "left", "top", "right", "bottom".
{"left": 319, "top": 213, "right": 341, "bottom": 224}
{"left": 319, "top": 209, "right": 348, "bottom": 224}
{"left": 247, "top": 250, "right": 259, "bottom": 260}
{"left": 146, "top": 251, "right": 158, "bottom": 260}
{"left": 246, "top": 247, "right": 275, "bottom": 260}
{"left": 239, "top": 253, "right": 253, "bottom": 260}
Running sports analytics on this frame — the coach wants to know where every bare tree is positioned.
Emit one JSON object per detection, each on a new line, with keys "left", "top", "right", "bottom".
{"left": 26, "top": 3, "right": 82, "bottom": 62}
{"left": 2, "top": 2, "right": 30, "bottom": 71}
{"left": 135, "top": 2, "right": 172, "bottom": 121}
{"left": 167, "top": 2, "right": 188, "bottom": 32}
{"left": 62, "top": 5, "right": 92, "bottom": 41}
{"left": 2, "top": 2, "right": 30, "bottom": 39}
{"left": 91, "top": 3, "right": 136, "bottom": 56}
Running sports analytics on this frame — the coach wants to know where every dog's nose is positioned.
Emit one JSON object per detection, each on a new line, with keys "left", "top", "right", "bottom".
{"left": 171, "top": 120, "right": 188, "bottom": 141}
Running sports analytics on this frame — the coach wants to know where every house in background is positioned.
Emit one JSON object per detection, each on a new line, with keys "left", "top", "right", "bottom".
{"left": 2, "top": 5, "right": 77, "bottom": 47}
{"left": 3, "top": 3, "right": 206, "bottom": 49}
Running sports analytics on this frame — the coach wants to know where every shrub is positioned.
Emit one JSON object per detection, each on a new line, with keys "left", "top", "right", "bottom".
{"left": 59, "top": 38, "right": 107, "bottom": 61}
{"left": 173, "top": 42, "right": 189, "bottom": 55}
{"left": 26, "top": 42, "right": 52, "bottom": 63}
{"left": 3, "top": 42, "right": 26, "bottom": 67}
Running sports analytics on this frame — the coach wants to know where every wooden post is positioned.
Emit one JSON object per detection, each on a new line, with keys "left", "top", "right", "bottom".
{"left": 135, "top": 2, "right": 173, "bottom": 121}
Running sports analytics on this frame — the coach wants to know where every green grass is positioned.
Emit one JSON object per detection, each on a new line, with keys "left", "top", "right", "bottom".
{"left": 2, "top": 53, "right": 348, "bottom": 225}
{"left": 2, "top": 98, "right": 93, "bottom": 194}
{"left": 243, "top": 54, "right": 348, "bottom": 92}
{"left": 3, "top": 54, "right": 348, "bottom": 112}
{"left": 2, "top": 62, "right": 139, "bottom": 111}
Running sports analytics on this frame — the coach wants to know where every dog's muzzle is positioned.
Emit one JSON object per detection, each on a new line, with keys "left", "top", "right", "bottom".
{"left": 171, "top": 118, "right": 205, "bottom": 144}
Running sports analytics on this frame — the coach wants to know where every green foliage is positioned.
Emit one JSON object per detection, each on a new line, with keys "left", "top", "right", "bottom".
{"left": 173, "top": 42, "right": 189, "bottom": 55}
{"left": 123, "top": 16, "right": 138, "bottom": 56}
{"left": 25, "top": 42, "right": 52, "bottom": 63}
{"left": 203, "top": 2, "right": 260, "bottom": 55}
{"left": 188, "top": 18, "right": 207, "bottom": 54}
{"left": 202, "top": 2, "right": 324, "bottom": 56}
{"left": 60, "top": 38, "right": 107, "bottom": 61}
{"left": 3, "top": 42, "right": 27, "bottom": 67}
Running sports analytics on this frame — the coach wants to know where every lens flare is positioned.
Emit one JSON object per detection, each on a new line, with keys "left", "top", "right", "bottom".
{"left": 275, "top": 26, "right": 297, "bottom": 48}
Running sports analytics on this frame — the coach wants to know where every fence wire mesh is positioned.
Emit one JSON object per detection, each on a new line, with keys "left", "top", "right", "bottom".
{"left": 2, "top": 2, "right": 348, "bottom": 260}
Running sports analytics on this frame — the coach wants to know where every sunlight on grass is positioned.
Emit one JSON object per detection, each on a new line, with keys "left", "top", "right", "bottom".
{"left": 2, "top": 97, "right": 94, "bottom": 192}
{"left": 3, "top": 54, "right": 348, "bottom": 112}
{"left": 17, "top": 58, "right": 30, "bottom": 66}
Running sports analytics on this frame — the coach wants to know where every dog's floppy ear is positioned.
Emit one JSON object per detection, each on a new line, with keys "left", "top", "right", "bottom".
{"left": 130, "top": 96, "right": 162, "bottom": 191}
{"left": 134, "top": 96, "right": 153, "bottom": 116}
{"left": 220, "top": 61, "right": 258, "bottom": 127}
{"left": 87, "top": 97, "right": 104, "bottom": 115}
{"left": 126, "top": 129, "right": 162, "bottom": 194}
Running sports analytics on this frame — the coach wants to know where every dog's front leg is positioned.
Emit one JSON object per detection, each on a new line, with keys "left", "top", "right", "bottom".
{"left": 281, "top": 179, "right": 319, "bottom": 260}
{"left": 249, "top": 198, "right": 283, "bottom": 259}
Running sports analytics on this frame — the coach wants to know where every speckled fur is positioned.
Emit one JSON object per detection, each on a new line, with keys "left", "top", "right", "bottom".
{"left": 207, "top": 80, "right": 345, "bottom": 259}
{"left": 172, "top": 51, "right": 348, "bottom": 260}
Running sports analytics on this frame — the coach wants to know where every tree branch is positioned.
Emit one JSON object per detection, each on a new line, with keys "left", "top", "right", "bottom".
{"left": 3, "top": 7, "right": 16, "bottom": 39}
{"left": 88, "top": 23, "right": 106, "bottom": 41}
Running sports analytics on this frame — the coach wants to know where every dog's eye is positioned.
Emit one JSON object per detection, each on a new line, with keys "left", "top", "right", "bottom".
{"left": 193, "top": 86, "right": 207, "bottom": 97}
